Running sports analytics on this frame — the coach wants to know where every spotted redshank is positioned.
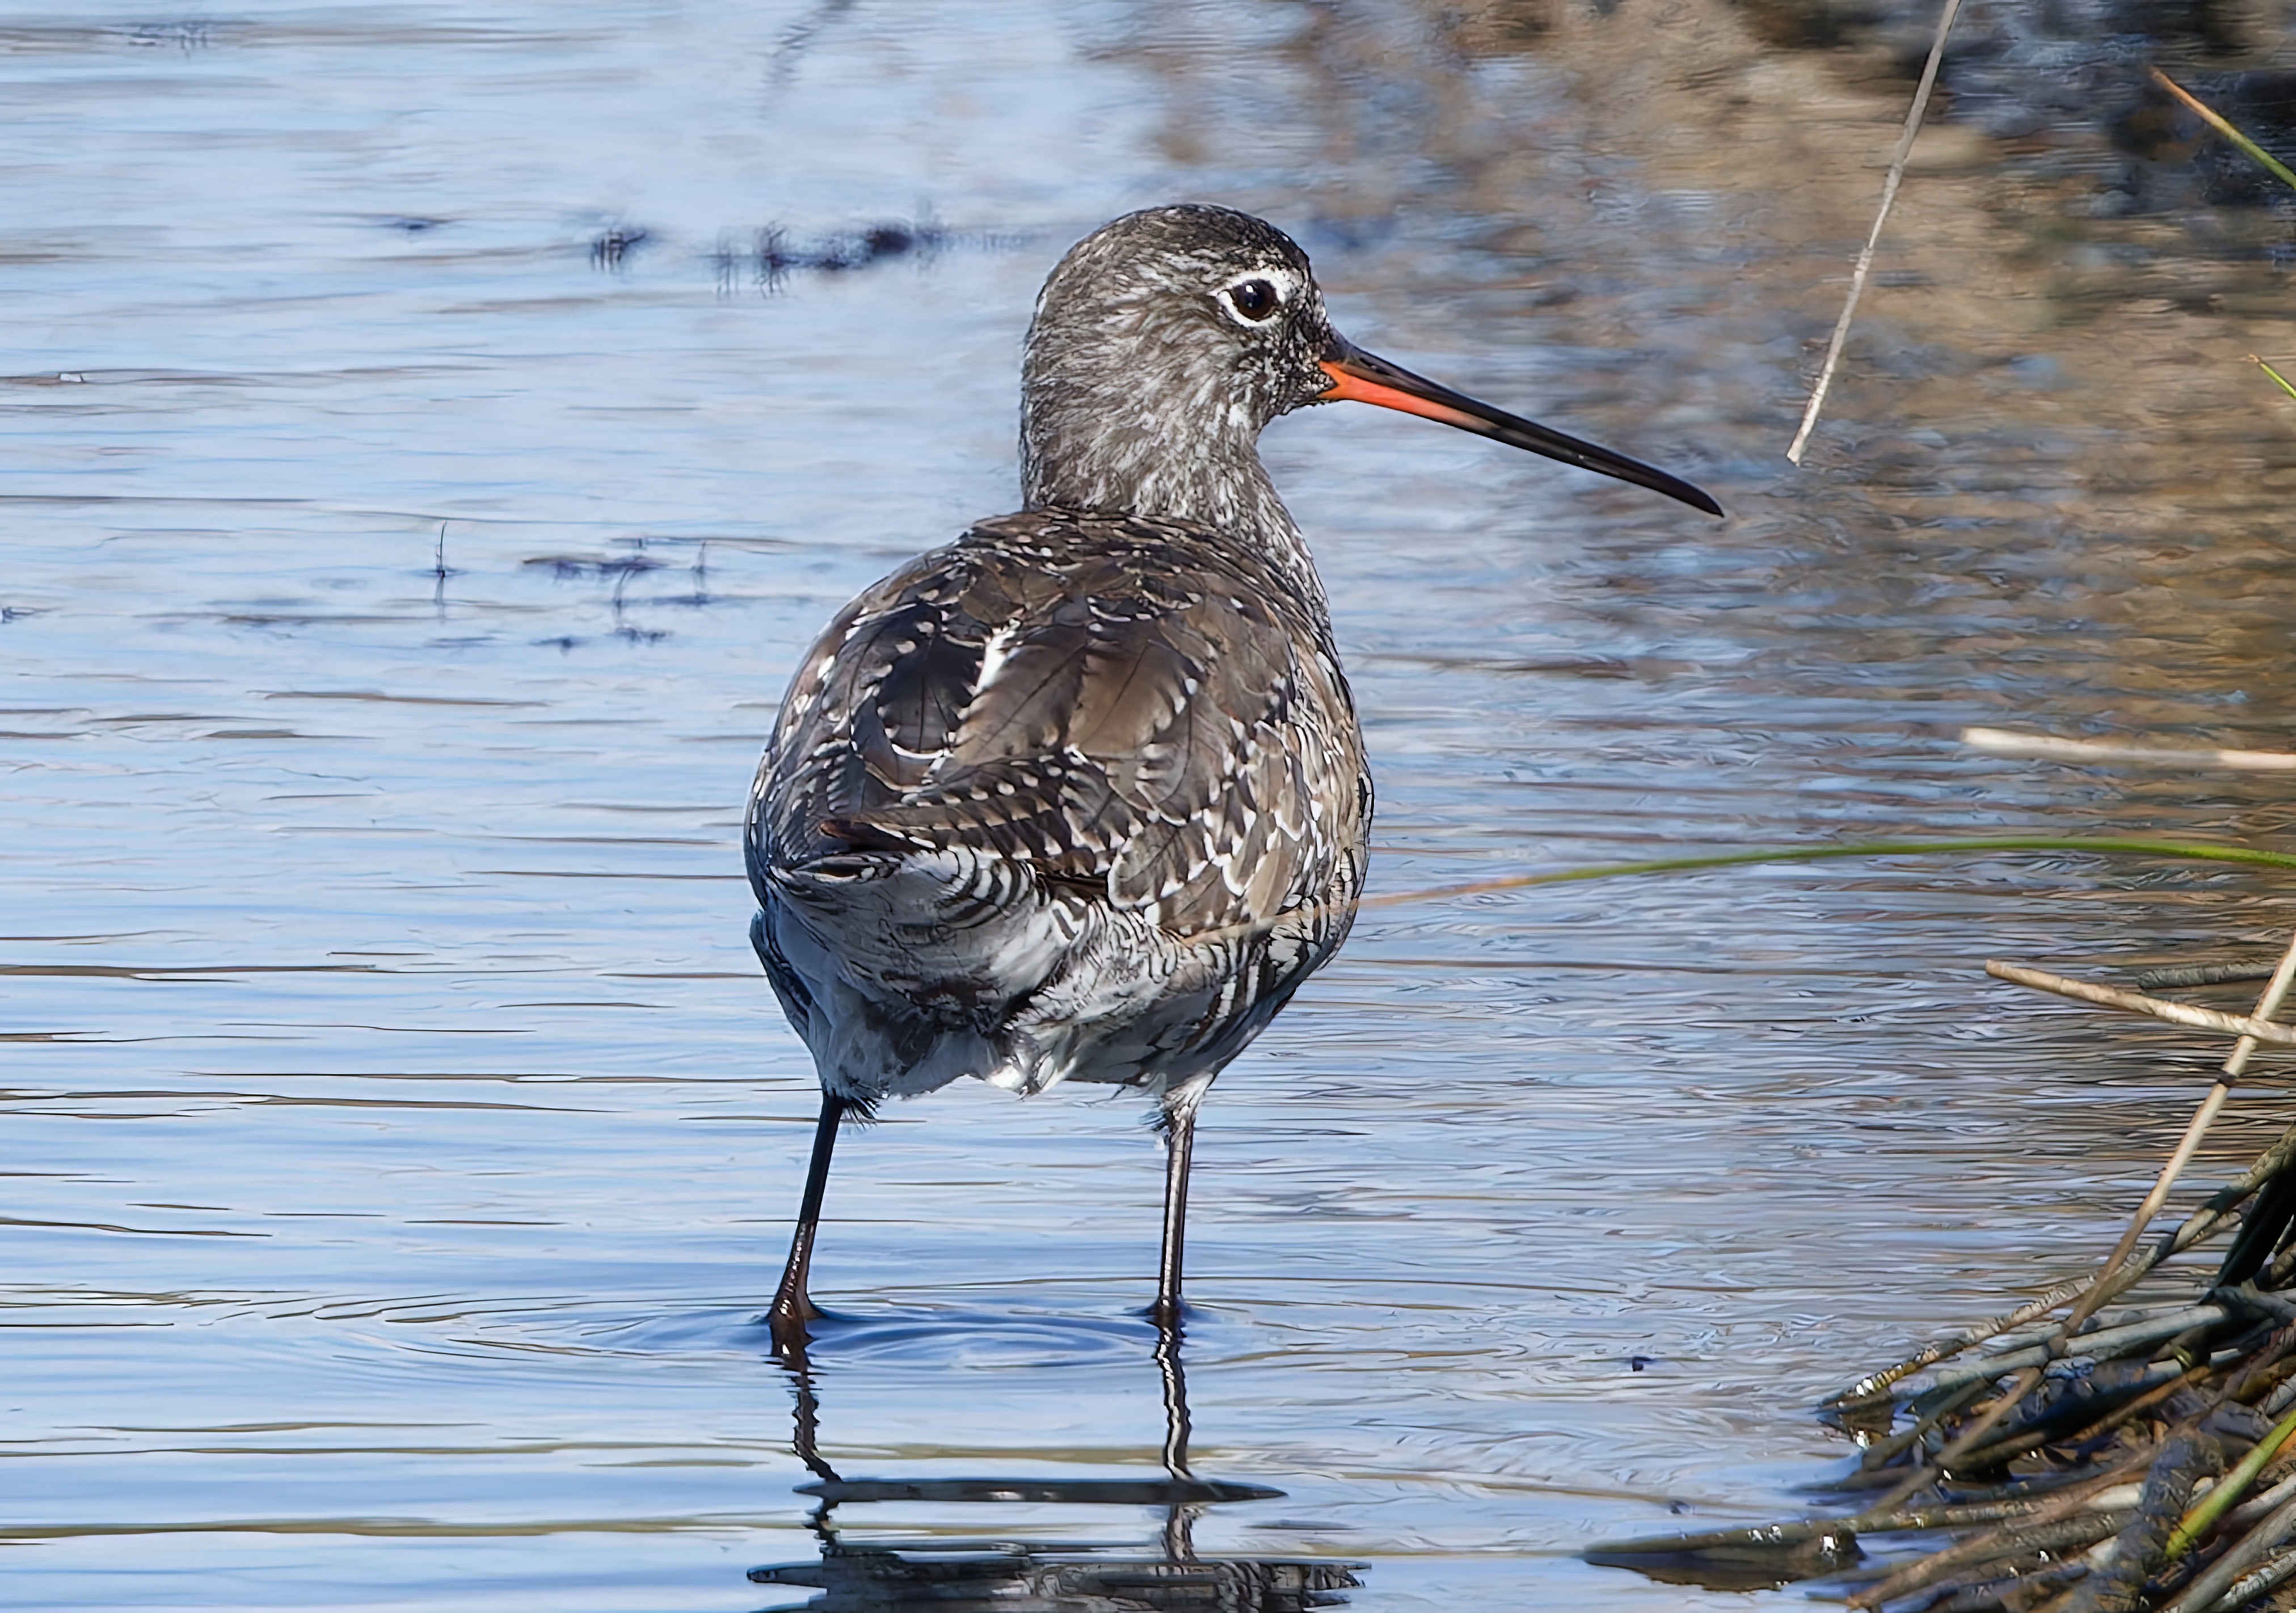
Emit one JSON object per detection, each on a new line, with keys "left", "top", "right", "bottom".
{"left": 747, "top": 204, "right": 1720, "bottom": 1348}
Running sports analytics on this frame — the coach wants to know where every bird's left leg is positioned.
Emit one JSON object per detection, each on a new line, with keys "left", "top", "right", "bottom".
{"left": 770, "top": 1091, "right": 846, "bottom": 1353}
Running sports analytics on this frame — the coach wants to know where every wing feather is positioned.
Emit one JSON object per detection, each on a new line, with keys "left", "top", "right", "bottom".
{"left": 755, "top": 509, "right": 1365, "bottom": 940}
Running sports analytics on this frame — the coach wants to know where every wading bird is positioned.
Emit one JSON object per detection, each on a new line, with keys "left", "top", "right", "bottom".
{"left": 746, "top": 204, "right": 1720, "bottom": 1349}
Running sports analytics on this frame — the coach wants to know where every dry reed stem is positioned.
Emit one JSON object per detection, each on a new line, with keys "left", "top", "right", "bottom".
{"left": 2067, "top": 1430, "right": 2224, "bottom": 1612}
{"left": 2164, "top": 1401, "right": 2296, "bottom": 1561}
{"left": 1964, "top": 727, "right": 2296, "bottom": 772}
{"left": 1953, "top": 1364, "right": 2189, "bottom": 1470}
{"left": 1931, "top": 1363, "right": 2050, "bottom": 1477}
{"left": 2225, "top": 1472, "right": 2296, "bottom": 1533}
{"left": 1923, "top": 1307, "right": 2228, "bottom": 1392}
{"left": 2164, "top": 1490, "right": 2296, "bottom": 1613}
{"left": 1847, "top": 1443, "right": 2164, "bottom": 1607}
{"left": 2053, "top": 933, "right": 2296, "bottom": 1343}
{"left": 1669, "top": 932, "right": 2296, "bottom": 1608}
{"left": 1786, "top": 0, "right": 1966, "bottom": 463}
{"left": 1984, "top": 962, "right": 2296, "bottom": 1047}
{"left": 2197, "top": 1543, "right": 2296, "bottom": 1613}
{"left": 1830, "top": 1153, "right": 2276, "bottom": 1407}
{"left": 1833, "top": 1278, "right": 2136, "bottom": 1406}
{"left": 1856, "top": 1376, "right": 1992, "bottom": 1470}
{"left": 1351, "top": 837, "right": 2296, "bottom": 923}
{"left": 1835, "top": 947, "right": 2296, "bottom": 1608}
{"left": 2052, "top": 1365, "right": 2214, "bottom": 1460}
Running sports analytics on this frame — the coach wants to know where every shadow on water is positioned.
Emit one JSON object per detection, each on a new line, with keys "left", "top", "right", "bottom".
{"left": 751, "top": 1320, "right": 1363, "bottom": 1611}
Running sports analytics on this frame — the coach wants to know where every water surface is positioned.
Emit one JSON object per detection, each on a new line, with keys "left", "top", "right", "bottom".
{"left": 7, "top": 3, "right": 2296, "bottom": 1608}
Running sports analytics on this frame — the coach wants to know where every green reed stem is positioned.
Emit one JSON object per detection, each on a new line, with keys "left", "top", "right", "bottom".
{"left": 2166, "top": 1399, "right": 2296, "bottom": 1561}
{"left": 2151, "top": 67, "right": 2296, "bottom": 193}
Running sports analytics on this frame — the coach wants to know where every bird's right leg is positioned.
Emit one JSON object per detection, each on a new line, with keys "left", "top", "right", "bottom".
{"left": 771, "top": 1091, "right": 846, "bottom": 1353}
{"left": 1151, "top": 1080, "right": 1208, "bottom": 1329}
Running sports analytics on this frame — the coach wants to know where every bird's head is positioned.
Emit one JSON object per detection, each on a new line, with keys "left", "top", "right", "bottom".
{"left": 1020, "top": 204, "right": 1721, "bottom": 529}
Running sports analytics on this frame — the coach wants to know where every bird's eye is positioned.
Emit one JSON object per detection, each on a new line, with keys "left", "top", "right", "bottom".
{"left": 1225, "top": 278, "right": 1280, "bottom": 322}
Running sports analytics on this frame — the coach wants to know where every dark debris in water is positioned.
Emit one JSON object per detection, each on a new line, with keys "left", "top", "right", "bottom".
{"left": 521, "top": 554, "right": 667, "bottom": 580}
{"left": 569, "top": 215, "right": 1014, "bottom": 291}
{"left": 589, "top": 226, "right": 650, "bottom": 270}
{"left": 2138, "top": 961, "right": 2287, "bottom": 992}
{"left": 717, "top": 218, "right": 955, "bottom": 293}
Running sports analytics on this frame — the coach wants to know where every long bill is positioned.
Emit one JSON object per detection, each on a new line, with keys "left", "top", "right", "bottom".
{"left": 1318, "top": 336, "right": 1724, "bottom": 518}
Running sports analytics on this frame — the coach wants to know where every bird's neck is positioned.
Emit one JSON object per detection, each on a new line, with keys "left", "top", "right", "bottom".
{"left": 1020, "top": 395, "right": 1328, "bottom": 613}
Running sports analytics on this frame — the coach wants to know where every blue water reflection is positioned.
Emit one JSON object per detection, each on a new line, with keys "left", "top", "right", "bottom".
{"left": 6, "top": 3, "right": 2294, "bottom": 1610}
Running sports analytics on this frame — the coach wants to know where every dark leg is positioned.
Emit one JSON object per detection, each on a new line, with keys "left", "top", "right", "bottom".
{"left": 771, "top": 1091, "right": 846, "bottom": 1353}
{"left": 1152, "top": 1093, "right": 1199, "bottom": 1327}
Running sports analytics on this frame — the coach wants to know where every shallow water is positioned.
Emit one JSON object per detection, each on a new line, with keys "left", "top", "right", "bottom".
{"left": 7, "top": 3, "right": 2296, "bottom": 1608}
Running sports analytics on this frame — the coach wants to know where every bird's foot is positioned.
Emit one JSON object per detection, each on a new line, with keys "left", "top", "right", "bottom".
{"left": 1144, "top": 1295, "right": 1193, "bottom": 1336}
{"left": 767, "top": 1294, "right": 821, "bottom": 1359}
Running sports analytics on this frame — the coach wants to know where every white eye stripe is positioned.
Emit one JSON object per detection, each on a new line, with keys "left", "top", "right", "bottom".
{"left": 1216, "top": 267, "right": 1301, "bottom": 326}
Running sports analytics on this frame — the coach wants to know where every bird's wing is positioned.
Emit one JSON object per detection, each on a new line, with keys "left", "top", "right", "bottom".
{"left": 755, "top": 510, "right": 1365, "bottom": 937}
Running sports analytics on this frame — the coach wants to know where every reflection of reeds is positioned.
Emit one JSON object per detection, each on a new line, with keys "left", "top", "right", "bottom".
{"left": 1593, "top": 930, "right": 2296, "bottom": 1612}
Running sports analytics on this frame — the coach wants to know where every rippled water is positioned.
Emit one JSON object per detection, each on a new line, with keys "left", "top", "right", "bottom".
{"left": 9, "top": 3, "right": 2296, "bottom": 1608}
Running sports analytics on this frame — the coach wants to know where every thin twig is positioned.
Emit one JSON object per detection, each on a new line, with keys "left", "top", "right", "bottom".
{"left": 1964, "top": 726, "right": 2296, "bottom": 771}
{"left": 1831, "top": 1164, "right": 2273, "bottom": 1407}
{"left": 1985, "top": 961, "right": 2296, "bottom": 1047}
{"left": 1857, "top": 1376, "right": 1992, "bottom": 1468}
{"left": 2141, "top": 962, "right": 2283, "bottom": 991}
{"left": 1786, "top": 0, "right": 1966, "bottom": 463}
{"left": 2255, "top": 355, "right": 2296, "bottom": 402}
{"left": 2164, "top": 1399, "right": 2296, "bottom": 1560}
{"left": 1952, "top": 1363, "right": 2189, "bottom": 1470}
{"left": 2197, "top": 1542, "right": 2296, "bottom": 1613}
{"left": 1930, "top": 1363, "right": 2049, "bottom": 1479}
{"left": 2164, "top": 1490, "right": 2296, "bottom": 1613}
{"left": 1847, "top": 1442, "right": 2162, "bottom": 1607}
{"left": 2051, "top": 932, "right": 2296, "bottom": 1342}
{"left": 1922, "top": 1307, "right": 2228, "bottom": 1394}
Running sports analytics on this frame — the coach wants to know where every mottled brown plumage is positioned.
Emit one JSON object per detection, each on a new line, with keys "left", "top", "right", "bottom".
{"left": 751, "top": 507, "right": 1367, "bottom": 1104}
{"left": 748, "top": 204, "right": 1718, "bottom": 1348}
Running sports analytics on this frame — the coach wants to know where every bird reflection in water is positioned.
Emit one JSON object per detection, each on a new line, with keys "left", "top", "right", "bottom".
{"left": 751, "top": 1324, "right": 1362, "bottom": 1611}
